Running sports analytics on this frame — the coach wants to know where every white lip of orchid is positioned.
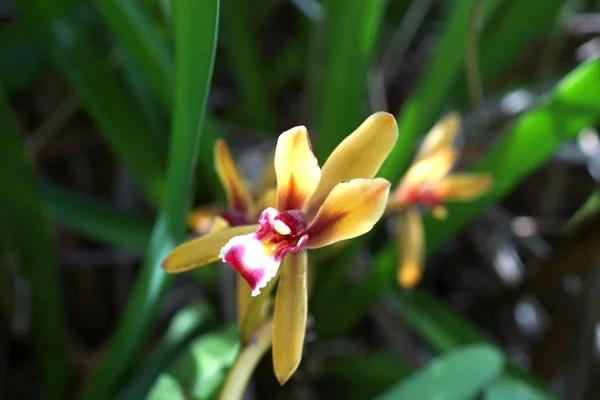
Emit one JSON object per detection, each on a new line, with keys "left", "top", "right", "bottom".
{"left": 273, "top": 219, "right": 291, "bottom": 235}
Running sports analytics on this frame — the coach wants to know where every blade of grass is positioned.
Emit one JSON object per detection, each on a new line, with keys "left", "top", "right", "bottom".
{"left": 40, "top": 182, "right": 152, "bottom": 253}
{"left": 320, "top": 55, "right": 600, "bottom": 338}
{"left": 0, "top": 4, "right": 98, "bottom": 92}
{"left": 82, "top": 1, "right": 220, "bottom": 398}
{"left": 0, "top": 88, "right": 72, "bottom": 399}
{"left": 92, "top": 0, "right": 174, "bottom": 108}
{"left": 378, "top": 0, "right": 504, "bottom": 182}
{"left": 220, "top": 0, "right": 275, "bottom": 134}
{"left": 0, "top": 23, "right": 46, "bottom": 92}
{"left": 13, "top": 0, "right": 165, "bottom": 203}
{"left": 89, "top": 0, "right": 223, "bottom": 198}
{"left": 454, "top": 0, "right": 564, "bottom": 102}
{"left": 313, "top": 0, "right": 386, "bottom": 160}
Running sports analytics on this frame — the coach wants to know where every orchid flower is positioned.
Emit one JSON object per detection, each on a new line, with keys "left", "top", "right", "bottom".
{"left": 187, "top": 139, "right": 276, "bottom": 235}
{"left": 186, "top": 139, "right": 277, "bottom": 325}
{"left": 163, "top": 112, "right": 398, "bottom": 384}
{"left": 387, "top": 113, "right": 493, "bottom": 288}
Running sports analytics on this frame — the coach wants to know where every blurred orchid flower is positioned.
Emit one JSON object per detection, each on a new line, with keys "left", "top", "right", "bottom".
{"left": 186, "top": 139, "right": 276, "bottom": 326}
{"left": 163, "top": 112, "right": 398, "bottom": 384}
{"left": 387, "top": 113, "right": 493, "bottom": 288}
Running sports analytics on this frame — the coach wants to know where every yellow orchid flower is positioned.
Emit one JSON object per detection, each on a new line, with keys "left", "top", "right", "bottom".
{"left": 388, "top": 112, "right": 493, "bottom": 288}
{"left": 162, "top": 112, "right": 398, "bottom": 384}
{"left": 185, "top": 139, "right": 277, "bottom": 326}
{"left": 187, "top": 139, "right": 277, "bottom": 235}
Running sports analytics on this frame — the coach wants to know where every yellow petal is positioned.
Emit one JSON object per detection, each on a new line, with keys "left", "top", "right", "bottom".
{"left": 272, "top": 250, "right": 307, "bottom": 385}
{"left": 415, "top": 112, "right": 460, "bottom": 162}
{"left": 305, "top": 178, "right": 390, "bottom": 249}
{"left": 275, "top": 126, "right": 321, "bottom": 211}
{"left": 187, "top": 204, "right": 222, "bottom": 234}
{"left": 435, "top": 173, "right": 493, "bottom": 202}
{"left": 397, "top": 207, "right": 424, "bottom": 288}
{"left": 162, "top": 225, "right": 259, "bottom": 273}
{"left": 304, "top": 112, "right": 398, "bottom": 219}
{"left": 215, "top": 139, "right": 253, "bottom": 214}
{"left": 398, "top": 147, "right": 456, "bottom": 192}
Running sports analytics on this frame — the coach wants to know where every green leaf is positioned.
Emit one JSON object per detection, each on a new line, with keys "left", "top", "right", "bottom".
{"left": 221, "top": 0, "right": 275, "bottom": 133}
{"left": 378, "top": 0, "right": 503, "bottom": 182}
{"left": 118, "top": 303, "right": 215, "bottom": 400}
{"left": 40, "top": 182, "right": 152, "bottom": 253}
{"left": 81, "top": 1, "right": 220, "bottom": 397}
{"left": 375, "top": 344, "right": 505, "bottom": 400}
{"left": 147, "top": 374, "right": 186, "bottom": 400}
{"left": 314, "top": 0, "right": 386, "bottom": 160}
{"left": 0, "top": 88, "right": 72, "bottom": 398}
{"left": 325, "top": 352, "right": 412, "bottom": 400}
{"left": 468, "top": 0, "right": 564, "bottom": 89}
{"left": 425, "top": 55, "right": 600, "bottom": 252}
{"left": 92, "top": 0, "right": 174, "bottom": 108}
{"left": 385, "top": 287, "right": 560, "bottom": 399}
{"left": 0, "top": 23, "right": 46, "bottom": 92}
{"left": 13, "top": 0, "right": 165, "bottom": 203}
{"left": 168, "top": 326, "right": 241, "bottom": 399}
{"left": 485, "top": 377, "right": 555, "bottom": 400}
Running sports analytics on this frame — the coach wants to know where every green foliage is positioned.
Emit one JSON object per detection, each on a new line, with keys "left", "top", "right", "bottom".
{"left": 2, "top": 0, "right": 596, "bottom": 398}
{"left": 0, "top": 88, "right": 72, "bottom": 398}
{"left": 376, "top": 345, "right": 505, "bottom": 400}
{"left": 81, "top": 1, "right": 220, "bottom": 398}
{"left": 147, "top": 326, "right": 241, "bottom": 400}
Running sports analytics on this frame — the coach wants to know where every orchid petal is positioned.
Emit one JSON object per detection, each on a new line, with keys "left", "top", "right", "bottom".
{"left": 220, "top": 232, "right": 281, "bottom": 296}
{"left": 305, "top": 178, "right": 390, "bottom": 248}
{"left": 415, "top": 112, "right": 460, "bottom": 162}
{"left": 273, "top": 250, "right": 307, "bottom": 385}
{"left": 396, "top": 147, "right": 456, "bottom": 198}
{"left": 397, "top": 207, "right": 425, "bottom": 288}
{"left": 162, "top": 225, "right": 259, "bottom": 273}
{"left": 215, "top": 139, "right": 254, "bottom": 214}
{"left": 275, "top": 126, "right": 321, "bottom": 211}
{"left": 435, "top": 173, "right": 493, "bottom": 202}
{"left": 304, "top": 112, "right": 398, "bottom": 219}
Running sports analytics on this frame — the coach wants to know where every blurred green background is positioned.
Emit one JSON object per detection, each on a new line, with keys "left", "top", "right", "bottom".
{"left": 2, "top": 0, "right": 600, "bottom": 399}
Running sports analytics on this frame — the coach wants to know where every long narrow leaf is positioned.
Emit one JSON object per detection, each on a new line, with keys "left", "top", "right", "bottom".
{"left": 0, "top": 88, "right": 72, "bottom": 399}
{"left": 82, "top": 1, "right": 220, "bottom": 398}
{"left": 221, "top": 0, "right": 275, "bottom": 134}
{"left": 13, "top": 0, "right": 165, "bottom": 203}
{"left": 314, "top": 0, "right": 386, "bottom": 160}
{"left": 40, "top": 182, "right": 152, "bottom": 253}
{"left": 378, "top": 0, "right": 503, "bottom": 182}
{"left": 92, "top": 0, "right": 174, "bottom": 108}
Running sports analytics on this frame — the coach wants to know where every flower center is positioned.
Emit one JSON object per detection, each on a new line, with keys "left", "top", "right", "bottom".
{"left": 255, "top": 208, "right": 308, "bottom": 261}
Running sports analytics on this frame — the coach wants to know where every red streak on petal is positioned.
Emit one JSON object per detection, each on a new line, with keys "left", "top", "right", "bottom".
{"left": 223, "top": 244, "right": 265, "bottom": 291}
